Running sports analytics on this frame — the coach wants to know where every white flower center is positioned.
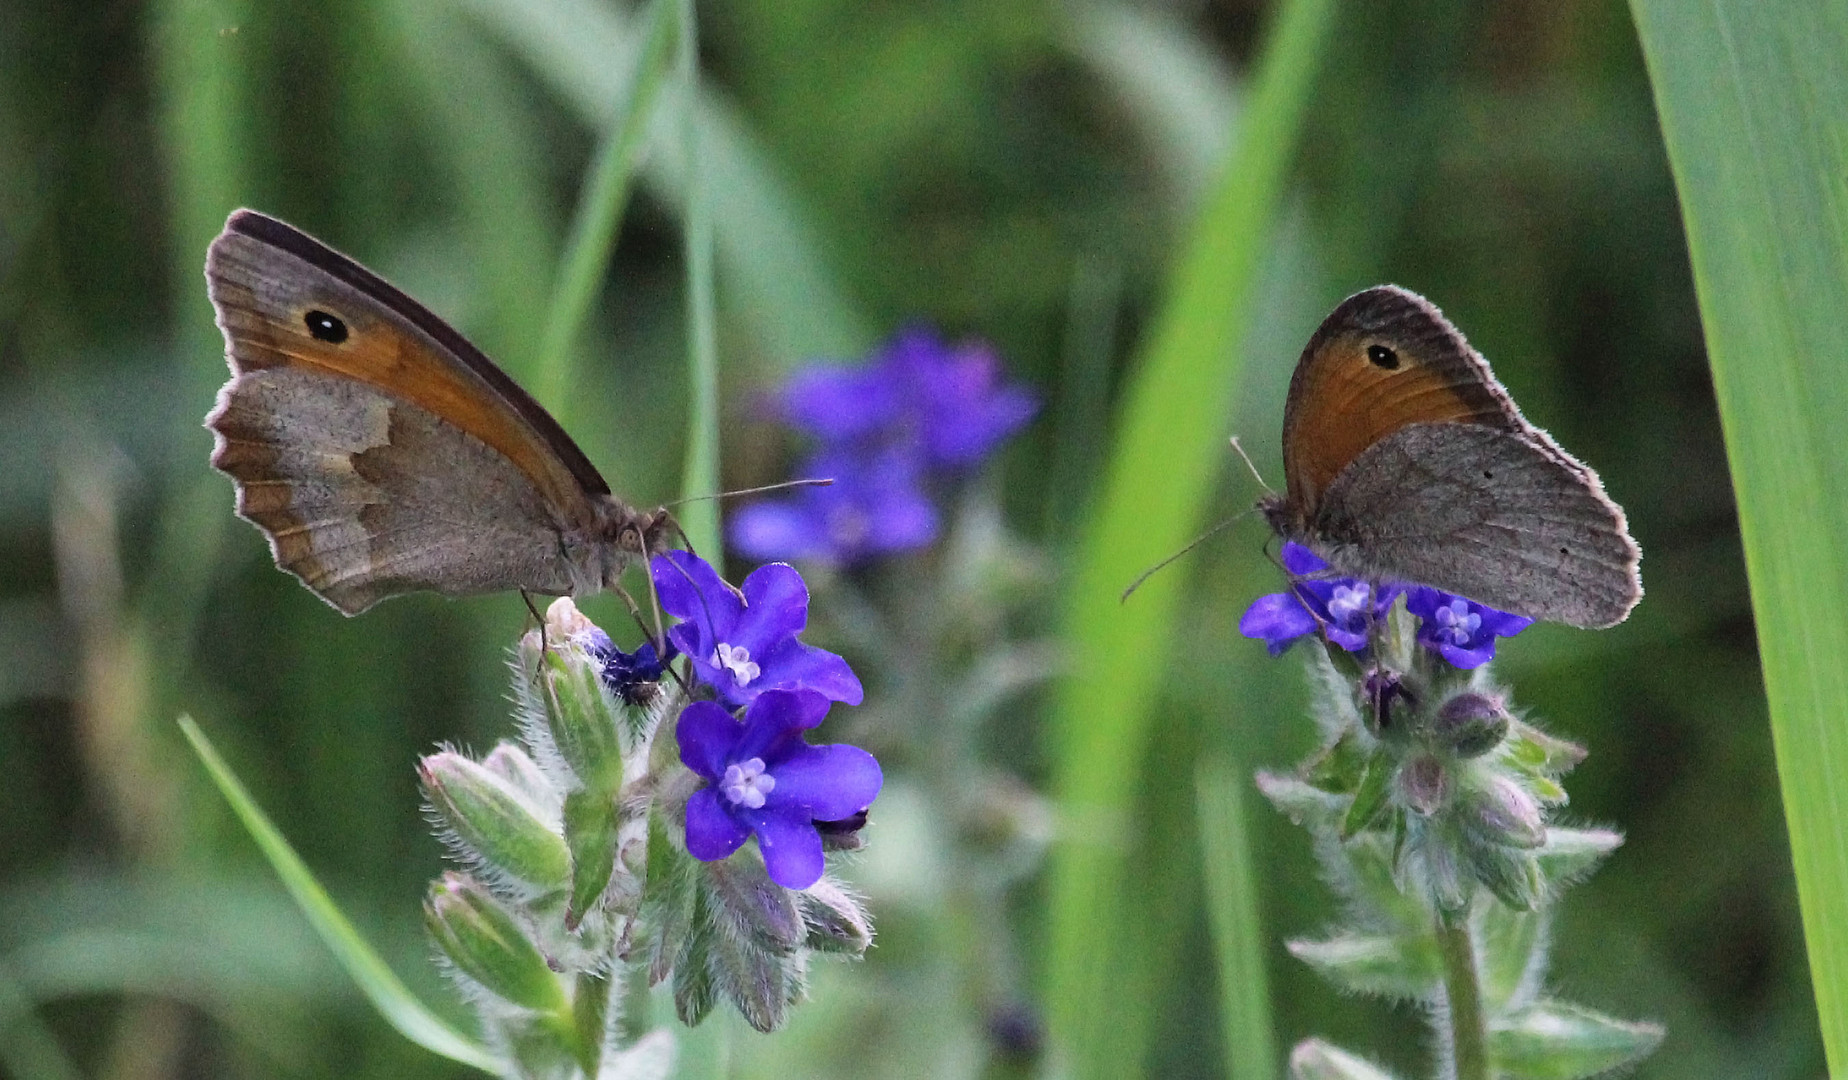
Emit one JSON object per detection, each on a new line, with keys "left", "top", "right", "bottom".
{"left": 712, "top": 642, "right": 761, "bottom": 687}
{"left": 721, "top": 757, "right": 775, "bottom": 809}
{"left": 1328, "top": 583, "right": 1370, "bottom": 623}
{"left": 1435, "top": 599, "right": 1480, "bottom": 645}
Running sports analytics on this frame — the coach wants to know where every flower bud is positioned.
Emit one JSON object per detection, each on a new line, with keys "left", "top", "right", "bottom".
{"left": 480, "top": 742, "right": 557, "bottom": 809}
{"left": 1398, "top": 754, "right": 1448, "bottom": 815}
{"left": 538, "top": 636, "right": 626, "bottom": 797}
{"left": 420, "top": 751, "right": 571, "bottom": 893}
{"left": 705, "top": 853, "right": 804, "bottom": 952}
{"left": 424, "top": 873, "right": 567, "bottom": 1013}
{"left": 1434, "top": 692, "right": 1510, "bottom": 758}
{"left": 1472, "top": 775, "right": 1546, "bottom": 849}
{"left": 1361, "top": 668, "right": 1411, "bottom": 732}
{"left": 797, "top": 878, "right": 873, "bottom": 955}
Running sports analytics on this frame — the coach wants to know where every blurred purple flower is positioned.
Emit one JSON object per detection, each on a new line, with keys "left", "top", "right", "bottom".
{"left": 651, "top": 550, "right": 864, "bottom": 708}
{"left": 678, "top": 689, "right": 884, "bottom": 889}
{"left": 779, "top": 326, "right": 1038, "bottom": 469}
{"left": 728, "top": 448, "right": 938, "bottom": 565}
{"left": 1405, "top": 587, "right": 1532, "bottom": 669}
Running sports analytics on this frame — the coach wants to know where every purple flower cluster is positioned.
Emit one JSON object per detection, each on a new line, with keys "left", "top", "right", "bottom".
{"left": 730, "top": 326, "right": 1037, "bottom": 565}
{"left": 1238, "top": 543, "right": 1530, "bottom": 669}
{"left": 650, "top": 550, "right": 881, "bottom": 889}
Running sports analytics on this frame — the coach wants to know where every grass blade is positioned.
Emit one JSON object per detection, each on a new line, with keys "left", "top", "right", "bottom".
{"left": 674, "top": 0, "right": 718, "bottom": 559}
{"left": 1197, "top": 761, "right": 1277, "bottom": 1080}
{"left": 1040, "top": 0, "right": 1336, "bottom": 1074}
{"left": 533, "top": 0, "right": 680, "bottom": 423}
{"left": 1630, "top": 0, "right": 1848, "bottom": 1066}
{"left": 176, "top": 717, "right": 500, "bottom": 1073}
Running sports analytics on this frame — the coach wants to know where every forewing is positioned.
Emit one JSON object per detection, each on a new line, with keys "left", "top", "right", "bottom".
{"left": 209, "top": 366, "right": 586, "bottom": 613}
{"left": 1310, "top": 422, "right": 1641, "bottom": 627}
{"left": 1282, "top": 286, "right": 1523, "bottom": 512}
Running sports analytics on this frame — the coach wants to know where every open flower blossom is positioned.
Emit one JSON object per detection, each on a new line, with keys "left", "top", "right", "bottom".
{"left": 651, "top": 550, "right": 864, "bottom": 708}
{"left": 1239, "top": 543, "right": 1400, "bottom": 655}
{"left": 1240, "top": 543, "right": 1531, "bottom": 668}
{"left": 1404, "top": 586, "right": 1532, "bottom": 670}
{"left": 729, "top": 325, "right": 1037, "bottom": 565}
{"left": 730, "top": 447, "right": 938, "bottom": 564}
{"left": 678, "top": 689, "right": 884, "bottom": 889}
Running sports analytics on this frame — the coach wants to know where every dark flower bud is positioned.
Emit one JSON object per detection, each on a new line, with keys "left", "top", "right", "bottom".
{"left": 1435, "top": 692, "right": 1510, "bottom": 758}
{"left": 1361, "top": 667, "right": 1412, "bottom": 732}
{"left": 815, "top": 809, "right": 870, "bottom": 852}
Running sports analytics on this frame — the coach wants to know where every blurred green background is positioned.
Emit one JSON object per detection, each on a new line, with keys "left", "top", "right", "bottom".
{"left": 0, "top": 0, "right": 1824, "bottom": 1077}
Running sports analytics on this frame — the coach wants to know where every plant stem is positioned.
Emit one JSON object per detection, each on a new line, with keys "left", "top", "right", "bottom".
{"left": 1435, "top": 912, "right": 1489, "bottom": 1080}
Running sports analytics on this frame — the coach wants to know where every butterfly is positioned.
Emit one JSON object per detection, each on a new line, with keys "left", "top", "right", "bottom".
{"left": 205, "top": 209, "right": 671, "bottom": 615}
{"left": 1258, "top": 285, "right": 1641, "bottom": 628}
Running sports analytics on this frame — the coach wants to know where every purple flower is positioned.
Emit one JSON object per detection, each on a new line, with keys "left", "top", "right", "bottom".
{"left": 728, "top": 447, "right": 938, "bottom": 565}
{"left": 779, "top": 326, "right": 1038, "bottom": 470}
{"left": 651, "top": 550, "right": 864, "bottom": 708}
{"left": 1405, "top": 587, "right": 1532, "bottom": 669}
{"left": 678, "top": 690, "right": 884, "bottom": 889}
{"left": 1239, "top": 543, "right": 1400, "bottom": 655}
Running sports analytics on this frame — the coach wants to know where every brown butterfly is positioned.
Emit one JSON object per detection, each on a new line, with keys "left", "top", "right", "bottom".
{"left": 1259, "top": 285, "right": 1641, "bottom": 628}
{"left": 205, "top": 209, "right": 671, "bottom": 615}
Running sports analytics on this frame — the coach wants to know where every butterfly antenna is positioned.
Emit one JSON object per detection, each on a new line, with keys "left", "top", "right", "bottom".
{"left": 520, "top": 588, "right": 550, "bottom": 675}
{"left": 664, "top": 477, "right": 833, "bottom": 509}
{"left": 1229, "top": 436, "right": 1274, "bottom": 495}
{"left": 1120, "top": 510, "right": 1257, "bottom": 603}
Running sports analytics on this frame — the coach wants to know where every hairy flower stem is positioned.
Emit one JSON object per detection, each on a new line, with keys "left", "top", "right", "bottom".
{"left": 1435, "top": 912, "right": 1489, "bottom": 1080}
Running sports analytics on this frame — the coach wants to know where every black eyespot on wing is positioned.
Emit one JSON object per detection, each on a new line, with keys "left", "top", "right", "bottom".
{"left": 305, "top": 309, "right": 348, "bottom": 344}
{"left": 1482, "top": 469, "right": 1494, "bottom": 479}
{"left": 1366, "top": 344, "right": 1399, "bottom": 370}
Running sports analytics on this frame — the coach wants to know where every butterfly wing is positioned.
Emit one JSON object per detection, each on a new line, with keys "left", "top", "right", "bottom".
{"left": 1280, "top": 286, "right": 1522, "bottom": 515}
{"left": 1309, "top": 422, "right": 1641, "bottom": 628}
{"left": 204, "top": 210, "right": 620, "bottom": 614}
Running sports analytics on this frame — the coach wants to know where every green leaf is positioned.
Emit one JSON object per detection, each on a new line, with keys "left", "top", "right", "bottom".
{"left": 1533, "top": 827, "right": 1623, "bottom": 888}
{"left": 1472, "top": 903, "right": 1544, "bottom": 1013}
{"left": 1285, "top": 933, "right": 1439, "bottom": 1001}
{"left": 1489, "top": 999, "right": 1664, "bottom": 1079}
{"left": 1631, "top": 2, "right": 1848, "bottom": 1065}
{"left": 176, "top": 717, "right": 500, "bottom": 1073}
{"left": 1042, "top": 2, "right": 1337, "bottom": 1071}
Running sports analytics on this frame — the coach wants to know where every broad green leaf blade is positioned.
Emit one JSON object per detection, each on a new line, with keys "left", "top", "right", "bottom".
{"left": 1196, "top": 762, "right": 1277, "bottom": 1080}
{"left": 1630, "top": 1, "right": 1848, "bottom": 1065}
{"left": 176, "top": 717, "right": 501, "bottom": 1073}
{"left": 1041, "top": 0, "right": 1336, "bottom": 1074}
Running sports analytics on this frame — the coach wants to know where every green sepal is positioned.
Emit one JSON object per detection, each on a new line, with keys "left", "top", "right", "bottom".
{"left": 1336, "top": 832, "right": 1427, "bottom": 933}
{"left": 1340, "top": 749, "right": 1395, "bottom": 840}
{"left": 1306, "top": 730, "right": 1369, "bottom": 794}
{"left": 1503, "top": 720, "right": 1586, "bottom": 777}
{"left": 704, "top": 851, "right": 803, "bottom": 952}
{"left": 708, "top": 911, "right": 805, "bottom": 1033}
{"left": 542, "top": 650, "right": 626, "bottom": 796}
{"left": 420, "top": 751, "right": 572, "bottom": 892}
{"left": 1256, "top": 770, "right": 1346, "bottom": 828}
{"left": 563, "top": 786, "right": 620, "bottom": 929}
{"left": 1488, "top": 999, "right": 1665, "bottom": 1079}
{"left": 570, "top": 971, "right": 612, "bottom": 1078}
{"left": 1289, "top": 1038, "right": 1405, "bottom": 1080}
{"left": 640, "top": 809, "right": 698, "bottom": 986}
{"left": 424, "top": 873, "right": 568, "bottom": 1014}
{"left": 672, "top": 884, "right": 717, "bottom": 1027}
{"left": 1467, "top": 840, "right": 1543, "bottom": 912}
{"left": 1534, "top": 827, "right": 1623, "bottom": 887}
{"left": 1285, "top": 933, "right": 1440, "bottom": 1001}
